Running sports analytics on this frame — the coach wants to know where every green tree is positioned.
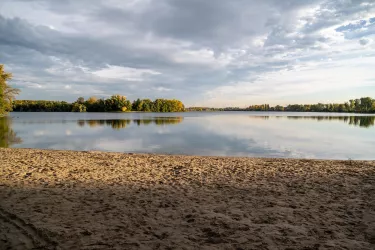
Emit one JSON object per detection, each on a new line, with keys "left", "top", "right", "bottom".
{"left": 344, "top": 102, "right": 350, "bottom": 112}
{"left": 274, "top": 105, "right": 284, "bottom": 111}
{"left": 132, "top": 98, "right": 142, "bottom": 111}
{"left": 141, "top": 99, "right": 153, "bottom": 112}
{"left": 355, "top": 99, "right": 361, "bottom": 112}
{"left": 72, "top": 103, "right": 87, "bottom": 112}
{"left": 105, "top": 95, "right": 131, "bottom": 112}
{"left": 360, "top": 97, "right": 373, "bottom": 113}
{"left": 349, "top": 99, "right": 355, "bottom": 112}
{"left": 153, "top": 99, "right": 163, "bottom": 112}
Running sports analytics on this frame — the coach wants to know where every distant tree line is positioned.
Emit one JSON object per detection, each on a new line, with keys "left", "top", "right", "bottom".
{"left": 12, "top": 101, "right": 73, "bottom": 112}
{"left": 185, "top": 107, "right": 243, "bottom": 111}
{"left": 187, "top": 97, "right": 375, "bottom": 113}
{"left": 12, "top": 96, "right": 185, "bottom": 113}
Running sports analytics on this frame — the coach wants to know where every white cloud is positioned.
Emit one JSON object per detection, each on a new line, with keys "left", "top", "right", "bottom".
{"left": 92, "top": 65, "right": 161, "bottom": 81}
{"left": 206, "top": 55, "right": 375, "bottom": 107}
{"left": 153, "top": 87, "right": 171, "bottom": 92}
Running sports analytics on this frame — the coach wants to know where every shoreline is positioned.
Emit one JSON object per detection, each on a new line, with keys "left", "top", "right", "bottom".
{"left": 7, "top": 110, "right": 375, "bottom": 114}
{"left": 6, "top": 147, "right": 374, "bottom": 161}
{"left": 1, "top": 148, "right": 375, "bottom": 249}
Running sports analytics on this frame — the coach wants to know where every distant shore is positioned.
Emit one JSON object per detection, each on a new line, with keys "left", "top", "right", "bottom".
{"left": 1, "top": 148, "right": 375, "bottom": 249}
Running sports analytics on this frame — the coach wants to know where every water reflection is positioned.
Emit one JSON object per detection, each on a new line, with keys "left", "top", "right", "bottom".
{"left": 77, "top": 117, "right": 184, "bottom": 130}
{"left": 2, "top": 113, "right": 375, "bottom": 159}
{"left": 0, "top": 117, "right": 22, "bottom": 148}
{"left": 253, "top": 116, "right": 375, "bottom": 128}
{"left": 134, "top": 117, "right": 184, "bottom": 126}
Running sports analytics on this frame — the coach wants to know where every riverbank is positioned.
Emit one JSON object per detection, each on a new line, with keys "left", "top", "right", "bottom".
{"left": 1, "top": 148, "right": 374, "bottom": 249}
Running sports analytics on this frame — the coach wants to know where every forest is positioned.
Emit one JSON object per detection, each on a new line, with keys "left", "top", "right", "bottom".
{"left": 12, "top": 96, "right": 185, "bottom": 113}
{"left": 186, "top": 97, "right": 375, "bottom": 113}
{"left": 2, "top": 64, "right": 185, "bottom": 114}
{"left": 10, "top": 96, "right": 375, "bottom": 114}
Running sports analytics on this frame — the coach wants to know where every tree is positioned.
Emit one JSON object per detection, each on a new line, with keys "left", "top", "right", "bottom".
{"left": 0, "top": 79, "right": 4, "bottom": 115}
{"left": 72, "top": 103, "right": 87, "bottom": 112}
{"left": 349, "top": 99, "right": 355, "bottom": 112}
{"left": 141, "top": 99, "right": 153, "bottom": 112}
{"left": 1, "top": 65, "right": 20, "bottom": 115}
{"left": 86, "top": 96, "right": 97, "bottom": 105}
{"left": 105, "top": 95, "right": 131, "bottom": 112}
{"left": 360, "top": 97, "right": 373, "bottom": 113}
{"left": 84, "top": 96, "right": 98, "bottom": 112}
{"left": 4, "top": 84, "right": 21, "bottom": 112}
{"left": 132, "top": 98, "right": 142, "bottom": 111}
{"left": 344, "top": 102, "right": 350, "bottom": 112}
{"left": 76, "top": 97, "right": 85, "bottom": 104}
{"left": 274, "top": 105, "right": 284, "bottom": 111}
{"left": 355, "top": 99, "right": 361, "bottom": 112}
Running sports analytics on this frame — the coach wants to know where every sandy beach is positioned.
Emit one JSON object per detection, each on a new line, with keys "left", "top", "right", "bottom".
{"left": 0, "top": 148, "right": 374, "bottom": 249}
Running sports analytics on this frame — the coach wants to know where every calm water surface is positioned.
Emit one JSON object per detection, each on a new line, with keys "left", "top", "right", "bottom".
{"left": 1, "top": 112, "right": 375, "bottom": 160}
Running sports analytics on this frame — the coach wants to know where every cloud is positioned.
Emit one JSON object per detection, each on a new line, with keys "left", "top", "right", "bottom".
{"left": 359, "top": 37, "right": 373, "bottom": 45}
{"left": 336, "top": 20, "right": 368, "bottom": 32}
{"left": 92, "top": 65, "right": 161, "bottom": 81}
{"left": 153, "top": 87, "right": 171, "bottom": 92}
{"left": 0, "top": 0, "right": 374, "bottom": 105}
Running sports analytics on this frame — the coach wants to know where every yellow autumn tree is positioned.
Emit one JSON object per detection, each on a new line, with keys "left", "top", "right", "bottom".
{"left": 0, "top": 65, "right": 20, "bottom": 115}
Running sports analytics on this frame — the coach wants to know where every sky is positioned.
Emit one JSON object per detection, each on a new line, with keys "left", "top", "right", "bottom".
{"left": 0, "top": 0, "right": 374, "bottom": 107}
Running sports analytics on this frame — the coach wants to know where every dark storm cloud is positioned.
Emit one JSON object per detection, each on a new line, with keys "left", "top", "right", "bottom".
{"left": 0, "top": 15, "right": 172, "bottom": 69}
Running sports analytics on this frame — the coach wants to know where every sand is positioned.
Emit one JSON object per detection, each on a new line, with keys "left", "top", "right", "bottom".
{"left": 0, "top": 148, "right": 374, "bottom": 250}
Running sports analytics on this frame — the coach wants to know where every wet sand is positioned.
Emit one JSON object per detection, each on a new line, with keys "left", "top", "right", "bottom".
{"left": 0, "top": 148, "right": 375, "bottom": 250}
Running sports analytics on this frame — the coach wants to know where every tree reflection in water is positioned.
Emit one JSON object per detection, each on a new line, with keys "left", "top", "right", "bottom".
{"left": 0, "top": 117, "right": 22, "bottom": 148}
{"left": 251, "top": 116, "right": 375, "bottom": 128}
{"left": 77, "top": 117, "right": 184, "bottom": 130}
{"left": 284, "top": 116, "right": 375, "bottom": 128}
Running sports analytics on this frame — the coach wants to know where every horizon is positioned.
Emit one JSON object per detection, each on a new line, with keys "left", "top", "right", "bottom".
{"left": 1, "top": 0, "right": 374, "bottom": 106}
{"left": 11, "top": 96, "right": 375, "bottom": 109}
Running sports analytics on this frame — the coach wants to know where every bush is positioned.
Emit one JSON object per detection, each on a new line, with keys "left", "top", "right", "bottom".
{"left": 72, "top": 103, "right": 87, "bottom": 112}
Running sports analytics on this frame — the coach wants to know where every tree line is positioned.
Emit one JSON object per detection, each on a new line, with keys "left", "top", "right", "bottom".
{"left": 12, "top": 96, "right": 185, "bottom": 113}
{"left": 187, "top": 97, "right": 375, "bottom": 113}
{"left": 2, "top": 64, "right": 375, "bottom": 114}
{"left": 2, "top": 65, "right": 185, "bottom": 113}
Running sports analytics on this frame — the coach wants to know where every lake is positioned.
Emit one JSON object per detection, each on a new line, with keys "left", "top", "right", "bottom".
{"left": 1, "top": 112, "right": 375, "bottom": 160}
